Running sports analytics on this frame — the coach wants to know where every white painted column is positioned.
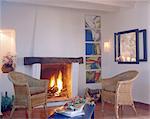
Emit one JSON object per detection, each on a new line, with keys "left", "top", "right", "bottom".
{"left": 72, "top": 63, "right": 79, "bottom": 97}
{"left": 32, "top": 63, "right": 41, "bottom": 79}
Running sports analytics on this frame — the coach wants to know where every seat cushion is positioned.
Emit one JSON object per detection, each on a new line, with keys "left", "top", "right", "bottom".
{"left": 30, "top": 87, "right": 46, "bottom": 95}
{"left": 103, "top": 85, "right": 116, "bottom": 92}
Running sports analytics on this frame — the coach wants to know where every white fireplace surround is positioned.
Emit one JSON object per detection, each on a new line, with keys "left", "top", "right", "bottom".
{"left": 32, "top": 63, "right": 79, "bottom": 99}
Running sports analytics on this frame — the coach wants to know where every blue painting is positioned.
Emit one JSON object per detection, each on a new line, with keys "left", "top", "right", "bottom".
{"left": 86, "top": 43, "right": 101, "bottom": 55}
{"left": 85, "top": 29, "right": 100, "bottom": 42}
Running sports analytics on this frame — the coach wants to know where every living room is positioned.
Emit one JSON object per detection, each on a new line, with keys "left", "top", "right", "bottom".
{"left": 0, "top": 0, "right": 150, "bottom": 118}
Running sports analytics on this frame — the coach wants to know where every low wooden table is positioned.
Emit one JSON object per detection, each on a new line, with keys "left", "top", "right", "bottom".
{"left": 48, "top": 104, "right": 95, "bottom": 119}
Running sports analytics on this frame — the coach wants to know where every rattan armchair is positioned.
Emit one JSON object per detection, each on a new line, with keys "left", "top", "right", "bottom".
{"left": 8, "top": 71, "right": 49, "bottom": 119}
{"left": 101, "top": 70, "right": 139, "bottom": 119}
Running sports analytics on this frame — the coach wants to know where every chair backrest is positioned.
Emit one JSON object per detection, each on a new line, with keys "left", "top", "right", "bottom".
{"left": 115, "top": 70, "right": 139, "bottom": 94}
{"left": 8, "top": 71, "right": 30, "bottom": 105}
{"left": 112, "top": 70, "right": 139, "bottom": 82}
{"left": 8, "top": 71, "right": 29, "bottom": 84}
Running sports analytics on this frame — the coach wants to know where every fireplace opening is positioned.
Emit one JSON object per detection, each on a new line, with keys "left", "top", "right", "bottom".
{"left": 40, "top": 63, "right": 72, "bottom": 102}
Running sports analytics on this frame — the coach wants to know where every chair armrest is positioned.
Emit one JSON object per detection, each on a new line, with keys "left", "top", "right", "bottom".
{"left": 100, "top": 78, "right": 116, "bottom": 89}
{"left": 118, "top": 80, "right": 132, "bottom": 84}
{"left": 116, "top": 80, "right": 132, "bottom": 93}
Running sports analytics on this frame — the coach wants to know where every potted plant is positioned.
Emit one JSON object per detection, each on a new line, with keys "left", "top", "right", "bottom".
{"left": 1, "top": 52, "right": 16, "bottom": 73}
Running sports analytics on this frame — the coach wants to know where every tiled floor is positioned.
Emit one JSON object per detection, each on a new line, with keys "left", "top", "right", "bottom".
{"left": 2, "top": 102, "right": 150, "bottom": 119}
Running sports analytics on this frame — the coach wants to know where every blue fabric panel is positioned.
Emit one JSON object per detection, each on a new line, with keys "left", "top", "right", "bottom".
{"left": 86, "top": 43, "right": 94, "bottom": 55}
{"left": 85, "top": 29, "right": 93, "bottom": 42}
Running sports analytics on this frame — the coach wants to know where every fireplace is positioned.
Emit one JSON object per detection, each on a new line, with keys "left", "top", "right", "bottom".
{"left": 24, "top": 57, "right": 83, "bottom": 104}
{"left": 40, "top": 63, "right": 72, "bottom": 101}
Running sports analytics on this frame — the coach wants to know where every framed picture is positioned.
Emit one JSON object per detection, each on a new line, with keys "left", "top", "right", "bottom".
{"left": 114, "top": 29, "right": 147, "bottom": 64}
{"left": 86, "top": 71, "right": 101, "bottom": 83}
{"left": 85, "top": 29, "right": 101, "bottom": 42}
{"left": 117, "top": 29, "right": 139, "bottom": 64}
{"left": 86, "top": 57, "right": 101, "bottom": 70}
{"left": 114, "top": 33, "right": 118, "bottom": 62}
{"left": 85, "top": 15, "right": 101, "bottom": 29}
{"left": 86, "top": 43, "right": 101, "bottom": 55}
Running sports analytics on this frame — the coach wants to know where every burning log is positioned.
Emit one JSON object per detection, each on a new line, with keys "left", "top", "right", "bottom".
{"left": 59, "top": 88, "right": 68, "bottom": 97}
{"left": 48, "top": 86, "right": 58, "bottom": 96}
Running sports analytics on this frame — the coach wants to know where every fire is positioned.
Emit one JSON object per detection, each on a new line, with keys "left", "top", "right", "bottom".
{"left": 49, "top": 70, "right": 63, "bottom": 96}
{"left": 57, "top": 71, "right": 63, "bottom": 94}
{"left": 49, "top": 75, "right": 55, "bottom": 87}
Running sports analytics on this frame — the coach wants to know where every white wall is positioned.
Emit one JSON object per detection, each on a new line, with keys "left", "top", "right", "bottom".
{"left": 1, "top": 2, "right": 36, "bottom": 74}
{"left": 102, "top": 3, "right": 150, "bottom": 104}
{"left": 1, "top": 2, "right": 102, "bottom": 97}
{"left": 2, "top": 1, "right": 150, "bottom": 104}
{"left": 33, "top": 6, "right": 83, "bottom": 57}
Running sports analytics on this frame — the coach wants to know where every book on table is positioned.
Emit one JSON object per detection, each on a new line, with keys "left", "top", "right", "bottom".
{"left": 55, "top": 103, "right": 85, "bottom": 117}
{"left": 56, "top": 109, "right": 85, "bottom": 117}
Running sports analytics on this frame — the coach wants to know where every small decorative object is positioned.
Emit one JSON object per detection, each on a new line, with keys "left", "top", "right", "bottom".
{"left": 1, "top": 92, "right": 14, "bottom": 112}
{"left": 55, "top": 96, "right": 86, "bottom": 117}
{"left": 84, "top": 88, "right": 101, "bottom": 103}
{"left": 1, "top": 52, "right": 16, "bottom": 73}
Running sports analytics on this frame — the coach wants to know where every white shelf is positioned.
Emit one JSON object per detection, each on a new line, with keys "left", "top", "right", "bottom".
{"left": 85, "top": 41, "right": 100, "bottom": 44}
{"left": 85, "top": 55, "right": 101, "bottom": 57}
{"left": 86, "top": 69, "right": 101, "bottom": 72}
{"left": 85, "top": 27, "right": 101, "bottom": 31}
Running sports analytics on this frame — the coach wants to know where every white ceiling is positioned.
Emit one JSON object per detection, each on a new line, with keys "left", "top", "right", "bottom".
{"left": 2, "top": 0, "right": 150, "bottom": 12}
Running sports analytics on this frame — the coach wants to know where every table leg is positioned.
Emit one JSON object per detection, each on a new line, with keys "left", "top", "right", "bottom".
{"left": 91, "top": 111, "right": 94, "bottom": 119}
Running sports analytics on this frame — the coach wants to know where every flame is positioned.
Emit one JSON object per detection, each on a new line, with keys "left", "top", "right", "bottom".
{"left": 49, "top": 70, "right": 63, "bottom": 96}
{"left": 57, "top": 71, "right": 63, "bottom": 94}
{"left": 49, "top": 75, "right": 55, "bottom": 88}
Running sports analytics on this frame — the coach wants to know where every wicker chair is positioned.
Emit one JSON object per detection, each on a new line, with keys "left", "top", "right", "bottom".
{"left": 101, "top": 70, "right": 139, "bottom": 119}
{"left": 8, "top": 71, "right": 49, "bottom": 119}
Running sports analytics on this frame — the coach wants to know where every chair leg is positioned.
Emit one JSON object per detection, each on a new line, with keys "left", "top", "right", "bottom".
{"left": 10, "top": 106, "right": 16, "bottom": 119}
{"left": 131, "top": 103, "right": 137, "bottom": 115}
{"left": 44, "top": 103, "right": 47, "bottom": 110}
{"left": 120, "top": 105, "right": 123, "bottom": 116}
{"left": 27, "top": 107, "right": 32, "bottom": 119}
{"left": 115, "top": 104, "right": 119, "bottom": 119}
{"left": 44, "top": 103, "right": 48, "bottom": 117}
{"left": 101, "top": 99, "right": 104, "bottom": 112}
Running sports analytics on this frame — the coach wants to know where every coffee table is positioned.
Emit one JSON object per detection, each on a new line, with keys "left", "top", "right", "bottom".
{"left": 48, "top": 104, "right": 95, "bottom": 119}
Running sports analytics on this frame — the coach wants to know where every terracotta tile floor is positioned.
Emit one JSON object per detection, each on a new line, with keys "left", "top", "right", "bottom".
{"left": 2, "top": 102, "right": 150, "bottom": 119}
